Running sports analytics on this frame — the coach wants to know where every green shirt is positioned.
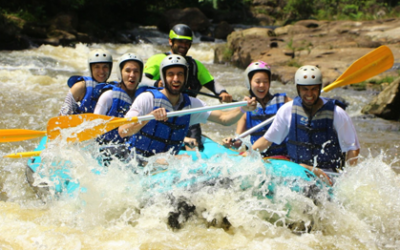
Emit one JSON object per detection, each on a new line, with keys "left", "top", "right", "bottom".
{"left": 144, "top": 53, "right": 214, "bottom": 86}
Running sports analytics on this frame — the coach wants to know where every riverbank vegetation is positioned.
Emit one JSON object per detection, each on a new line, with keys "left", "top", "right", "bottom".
{"left": 2, "top": 0, "right": 399, "bottom": 28}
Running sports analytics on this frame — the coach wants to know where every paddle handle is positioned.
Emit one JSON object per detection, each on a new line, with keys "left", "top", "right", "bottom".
{"left": 109, "top": 101, "right": 248, "bottom": 127}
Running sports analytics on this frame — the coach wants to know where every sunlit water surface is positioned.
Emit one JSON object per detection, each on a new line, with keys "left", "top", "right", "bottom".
{"left": 0, "top": 41, "right": 400, "bottom": 250}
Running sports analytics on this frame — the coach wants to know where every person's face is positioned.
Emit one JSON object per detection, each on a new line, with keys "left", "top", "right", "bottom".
{"left": 164, "top": 66, "right": 185, "bottom": 96}
{"left": 121, "top": 61, "right": 141, "bottom": 91}
{"left": 298, "top": 84, "right": 321, "bottom": 108}
{"left": 169, "top": 39, "right": 191, "bottom": 56}
{"left": 250, "top": 71, "right": 270, "bottom": 100}
{"left": 91, "top": 63, "right": 111, "bottom": 83}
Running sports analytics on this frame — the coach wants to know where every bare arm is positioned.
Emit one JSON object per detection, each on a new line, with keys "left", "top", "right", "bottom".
{"left": 118, "top": 108, "right": 167, "bottom": 138}
{"left": 346, "top": 149, "right": 360, "bottom": 166}
{"left": 207, "top": 97, "right": 256, "bottom": 126}
{"left": 70, "top": 80, "right": 86, "bottom": 102}
{"left": 252, "top": 136, "right": 273, "bottom": 153}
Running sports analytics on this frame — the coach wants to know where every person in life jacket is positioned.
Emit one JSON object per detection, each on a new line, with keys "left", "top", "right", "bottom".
{"left": 222, "top": 61, "right": 292, "bottom": 157}
{"left": 59, "top": 49, "right": 113, "bottom": 115}
{"left": 118, "top": 54, "right": 256, "bottom": 163}
{"left": 142, "top": 24, "right": 233, "bottom": 151}
{"left": 94, "top": 53, "right": 151, "bottom": 145}
{"left": 248, "top": 65, "right": 360, "bottom": 185}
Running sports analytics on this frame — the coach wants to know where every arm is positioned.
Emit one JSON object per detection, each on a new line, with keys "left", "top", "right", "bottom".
{"left": 70, "top": 80, "right": 86, "bottom": 102}
{"left": 346, "top": 149, "right": 360, "bottom": 166}
{"left": 203, "top": 80, "right": 232, "bottom": 103}
{"left": 252, "top": 137, "right": 273, "bottom": 153}
{"left": 119, "top": 92, "right": 163, "bottom": 138}
{"left": 222, "top": 114, "right": 247, "bottom": 148}
{"left": 207, "top": 97, "right": 256, "bottom": 126}
{"left": 93, "top": 91, "right": 113, "bottom": 115}
{"left": 59, "top": 80, "right": 86, "bottom": 116}
{"left": 59, "top": 91, "right": 79, "bottom": 116}
{"left": 334, "top": 106, "right": 361, "bottom": 166}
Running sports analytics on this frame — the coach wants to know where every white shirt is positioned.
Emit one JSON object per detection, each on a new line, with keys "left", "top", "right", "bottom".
{"left": 94, "top": 91, "right": 113, "bottom": 115}
{"left": 264, "top": 100, "right": 360, "bottom": 152}
{"left": 125, "top": 92, "right": 211, "bottom": 126}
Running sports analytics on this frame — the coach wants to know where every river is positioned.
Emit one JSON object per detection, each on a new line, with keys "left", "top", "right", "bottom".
{"left": 0, "top": 32, "right": 400, "bottom": 249}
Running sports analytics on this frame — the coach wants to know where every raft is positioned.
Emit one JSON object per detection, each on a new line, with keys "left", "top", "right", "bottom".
{"left": 26, "top": 135, "right": 327, "bottom": 200}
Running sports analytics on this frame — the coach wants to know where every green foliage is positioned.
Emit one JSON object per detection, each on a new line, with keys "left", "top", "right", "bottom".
{"left": 283, "top": 0, "right": 316, "bottom": 19}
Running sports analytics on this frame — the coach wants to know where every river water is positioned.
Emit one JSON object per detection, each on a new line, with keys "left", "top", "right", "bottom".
{"left": 0, "top": 35, "right": 400, "bottom": 249}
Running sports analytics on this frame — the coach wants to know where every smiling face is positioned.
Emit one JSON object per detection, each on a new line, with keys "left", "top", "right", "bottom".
{"left": 169, "top": 39, "right": 191, "bottom": 56}
{"left": 297, "top": 84, "right": 322, "bottom": 108}
{"left": 250, "top": 71, "right": 270, "bottom": 100}
{"left": 121, "top": 61, "right": 141, "bottom": 92}
{"left": 164, "top": 66, "right": 186, "bottom": 96}
{"left": 91, "top": 63, "right": 111, "bottom": 83}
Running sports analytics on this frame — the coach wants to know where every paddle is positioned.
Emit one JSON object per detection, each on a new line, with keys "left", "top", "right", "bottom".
{"left": 3, "top": 101, "right": 249, "bottom": 158}
{"left": 232, "top": 45, "right": 394, "bottom": 142}
{"left": 48, "top": 101, "right": 249, "bottom": 142}
{"left": 0, "top": 129, "right": 46, "bottom": 143}
{"left": 184, "top": 89, "right": 239, "bottom": 102}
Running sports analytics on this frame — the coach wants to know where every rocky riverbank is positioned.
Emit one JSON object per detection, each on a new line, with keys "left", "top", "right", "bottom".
{"left": 212, "top": 18, "right": 400, "bottom": 120}
{"left": 1, "top": 8, "right": 399, "bottom": 120}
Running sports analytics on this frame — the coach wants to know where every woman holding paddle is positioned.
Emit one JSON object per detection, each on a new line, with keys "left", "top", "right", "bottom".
{"left": 59, "top": 49, "right": 113, "bottom": 115}
{"left": 222, "top": 61, "right": 291, "bottom": 156}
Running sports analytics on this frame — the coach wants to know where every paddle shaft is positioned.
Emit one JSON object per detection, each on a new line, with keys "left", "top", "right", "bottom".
{"left": 47, "top": 101, "right": 249, "bottom": 142}
{"left": 184, "top": 89, "right": 238, "bottom": 102}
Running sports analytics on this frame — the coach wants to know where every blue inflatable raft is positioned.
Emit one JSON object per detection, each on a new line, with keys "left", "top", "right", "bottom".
{"left": 26, "top": 135, "right": 327, "bottom": 200}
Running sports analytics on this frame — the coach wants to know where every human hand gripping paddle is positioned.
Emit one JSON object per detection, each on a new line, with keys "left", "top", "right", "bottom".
{"left": 227, "top": 45, "right": 394, "bottom": 145}
{"left": 3, "top": 101, "right": 250, "bottom": 158}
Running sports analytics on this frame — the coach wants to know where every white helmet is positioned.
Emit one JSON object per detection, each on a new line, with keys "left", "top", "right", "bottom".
{"left": 118, "top": 53, "right": 144, "bottom": 82}
{"left": 87, "top": 49, "right": 113, "bottom": 81}
{"left": 159, "top": 55, "right": 188, "bottom": 86}
{"left": 294, "top": 65, "right": 322, "bottom": 86}
{"left": 244, "top": 61, "right": 271, "bottom": 90}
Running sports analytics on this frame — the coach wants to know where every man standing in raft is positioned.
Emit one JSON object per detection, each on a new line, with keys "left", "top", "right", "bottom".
{"left": 143, "top": 24, "right": 233, "bottom": 150}
{"left": 118, "top": 55, "right": 256, "bottom": 159}
{"left": 248, "top": 65, "right": 360, "bottom": 183}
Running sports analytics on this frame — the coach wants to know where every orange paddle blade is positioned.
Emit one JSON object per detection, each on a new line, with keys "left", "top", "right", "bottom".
{"left": 0, "top": 129, "right": 46, "bottom": 143}
{"left": 47, "top": 114, "right": 138, "bottom": 142}
{"left": 323, "top": 45, "right": 394, "bottom": 92}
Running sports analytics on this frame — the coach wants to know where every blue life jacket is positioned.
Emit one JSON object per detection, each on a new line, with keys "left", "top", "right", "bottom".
{"left": 246, "top": 93, "right": 288, "bottom": 156}
{"left": 127, "top": 89, "right": 191, "bottom": 157}
{"left": 67, "top": 75, "right": 116, "bottom": 114}
{"left": 97, "top": 85, "right": 153, "bottom": 144}
{"left": 287, "top": 97, "right": 344, "bottom": 171}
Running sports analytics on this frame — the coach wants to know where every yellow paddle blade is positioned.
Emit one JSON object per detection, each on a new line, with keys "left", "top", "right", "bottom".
{"left": 323, "top": 45, "right": 394, "bottom": 93}
{"left": 47, "top": 114, "right": 138, "bottom": 142}
{"left": 4, "top": 151, "right": 41, "bottom": 158}
{"left": 0, "top": 129, "right": 46, "bottom": 143}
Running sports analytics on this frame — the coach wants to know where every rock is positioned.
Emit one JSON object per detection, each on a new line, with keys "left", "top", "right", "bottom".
{"left": 361, "top": 77, "right": 400, "bottom": 120}
{"left": 214, "top": 21, "right": 234, "bottom": 40}
{"left": 157, "top": 8, "right": 210, "bottom": 34}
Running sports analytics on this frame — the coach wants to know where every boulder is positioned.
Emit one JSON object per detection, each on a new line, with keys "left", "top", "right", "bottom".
{"left": 214, "top": 21, "right": 234, "bottom": 40}
{"left": 157, "top": 8, "right": 210, "bottom": 35}
{"left": 361, "top": 77, "right": 400, "bottom": 120}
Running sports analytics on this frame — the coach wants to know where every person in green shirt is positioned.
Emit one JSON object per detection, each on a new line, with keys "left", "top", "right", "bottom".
{"left": 143, "top": 24, "right": 233, "bottom": 151}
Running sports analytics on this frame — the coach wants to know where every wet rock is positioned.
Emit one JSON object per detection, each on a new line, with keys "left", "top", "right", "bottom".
{"left": 361, "top": 77, "right": 400, "bottom": 121}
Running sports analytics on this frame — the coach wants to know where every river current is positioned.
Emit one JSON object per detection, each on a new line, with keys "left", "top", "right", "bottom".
{"left": 0, "top": 36, "right": 400, "bottom": 249}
